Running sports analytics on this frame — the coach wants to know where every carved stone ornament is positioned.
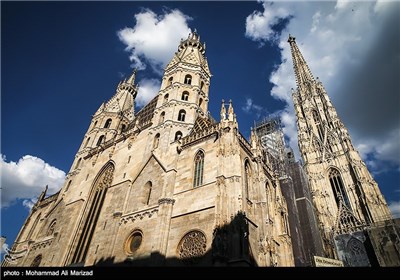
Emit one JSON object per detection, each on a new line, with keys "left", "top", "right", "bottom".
{"left": 177, "top": 230, "right": 207, "bottom": 263}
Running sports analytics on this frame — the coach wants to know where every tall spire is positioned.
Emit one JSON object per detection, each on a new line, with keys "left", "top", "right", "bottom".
{"left": 288, "top": 35, "right": 314, "bottom": 88}
{"left": 126, "top": 68, "right": 137, "bottom": 85}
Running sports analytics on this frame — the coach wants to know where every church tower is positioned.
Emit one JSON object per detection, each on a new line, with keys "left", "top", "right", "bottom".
{"left": 151, "top": 31, "right": 211, "bottom": 155}
{"left": 287, "top": 35, "right": 391, "bottom": 256}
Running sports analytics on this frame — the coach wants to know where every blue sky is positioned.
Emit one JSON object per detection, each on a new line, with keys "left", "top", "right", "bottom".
{"left": 1, "top": 1, "right": 399, "bottom": 256}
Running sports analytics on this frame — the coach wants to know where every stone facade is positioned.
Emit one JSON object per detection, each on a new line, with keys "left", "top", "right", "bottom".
{"left": 3, "top": 32, "right": 294, "bottom": 267}
{"left": 287, "top": 35, "right": 392, "bottom": 258}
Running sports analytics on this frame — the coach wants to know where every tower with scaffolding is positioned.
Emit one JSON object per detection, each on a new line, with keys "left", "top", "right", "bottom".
{"left": 254, "top": 117, "right": 324, "bottom": 266}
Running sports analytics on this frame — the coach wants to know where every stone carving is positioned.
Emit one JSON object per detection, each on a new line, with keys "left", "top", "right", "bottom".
{"left": 158, "top": 198, "right": 175, "bottom": 205}
{"left": 177, "top": 230, "right": 207, "bottom": 263}
{"left": 31, "top": 238, "right": 53, "bottom": 250}
{"left": 120, "top": 208, "right": 158, "bottom": 224}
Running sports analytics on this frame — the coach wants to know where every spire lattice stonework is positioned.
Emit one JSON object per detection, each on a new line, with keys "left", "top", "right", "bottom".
{"left": 288, "top": 35, "right": 392, "bottom": 257}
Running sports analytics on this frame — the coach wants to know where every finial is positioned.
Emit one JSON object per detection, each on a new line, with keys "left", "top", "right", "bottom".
{"left": 127, "top": 68, "right": 137, "bottom": 85}
{"left": 228, "top": 99, "right": 234, "bottom": 121}
{"left": 288, "top": 34, "right": 296, "bottom": 43}
{"left": 220, "top": 99, "right": 226, "bottom": 121}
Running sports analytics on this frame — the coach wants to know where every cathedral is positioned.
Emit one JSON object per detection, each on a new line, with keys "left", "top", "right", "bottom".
{"left": 3, "top": 32, "right": 396, "bottom": 267}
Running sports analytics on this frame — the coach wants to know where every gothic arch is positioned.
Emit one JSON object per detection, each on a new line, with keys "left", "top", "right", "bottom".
{"left": 143, "top": 181, "right": 152, "bottom": 205}
{"left": 177, "top": 229, "right": 207, "bottom": 263}
{"left": 193, "top": 150, "right": 205, "bottom": 188}
{"left": 70, "top": 162, "right": 115, "bottom": 265}
{"left": 47, "top": 219, "right": 57, "bottom": 236}
{"left": 327, "top": 167, "right": 351, "bottom": 210}
{"left": 104, "top": 118, "right": 112, "bottom": 128}
{"left": 244, "top": 159, "right": 252, "bottom": 199}
{"left": 30, "top": 254, "right": 42, "bottom": 267}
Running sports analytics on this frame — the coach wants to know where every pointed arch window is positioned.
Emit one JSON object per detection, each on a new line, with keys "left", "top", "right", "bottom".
{"left": 159, "top": 112, "right": 165, "bottom": 125}
{"left": 244, "top": 160, "right": 251, "bottom": 199}
{"left": 168, "top": 77, "right": 173, "bottom": 86}
{"left": 153, "top": 133, "right": 160, "bottom": 149}
{"left": 47, "top": 220, "right": 57, "bottom": 236}
{"left": 184, "top": 74, "right": 192, "bottom": 85}
{"left": 65, "top": 180, "right": 72, "bottom": 192}
{"left": 193, "top": 151, "right": 204, "bottom": 188}
{"left": 181, "top": 91, "right": 189, "bottom": 101}
{"left": 163, "top": 94, "right": 169, "bottom": 104}
{"left": 75, "top": 158, "right": 82, "bottom": 169}
{"left": 104, "top": 118, "right": 112, "bottom": 128}
{"left": 199, "top": 98, "right": 203, "bottom": 110}
{"left": 312, "top": 110, "right": 324, "bottom": 141}
{"left": 329, "top": 168, "right": 351, "bottom": 209}
{"left": 121, "top": 124, "right": 126, "bottom": 133}
{"left": 96, "top": 135, "right": 105, "bottom": 146}
{"left": 93, "top": 121, "right": 98, "bottom": 129}
{"left": 143, "top": 181, "right": 152, "bottom": 205}
{"left": 30, "top": 254, "right": 42, "bottom": 267}
{"left": 178, "top": 110, "right": 186, "bottom": 122}
{"left": 175, "top": 131, "right": 183, "bottom": 141}
{"left": 200, "top": 81, "right": 204, "bottom": 90}
{"left": 84, "top": 137, "right": 91, "bottom": 148}
{"left": 71, "top": 163, "right": 114, "bottom": 265}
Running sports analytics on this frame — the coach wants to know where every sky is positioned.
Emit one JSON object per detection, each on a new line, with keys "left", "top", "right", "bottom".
{"left": 1, "top": 1, "right": 399, "bottom": 257}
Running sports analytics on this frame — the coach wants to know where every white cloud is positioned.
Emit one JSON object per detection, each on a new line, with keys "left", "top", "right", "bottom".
{"left": 245, "top": 1, "right": 292, "bottom": 44}
{"left": 1, "top": 155, "right": 66, "bottom": 208}
{"left": 1, "top": 243, "right": 9, "bottom": 254}
{"left": 388, "top": 200, "right": 400, "bottom": 219}
{"left": 22, "top": 198, "right": 37, "bottom": 211}
{"left": 242, "top": 98, "right": 263, "bottom": 117}
{"left": 117, "top": 9, "right": 192, "bottom": 74}
{"left": 136, "top": 78, "right": 161, "bottom": 108}
{"left": 245, "top": 1, "right": 400, "bottom": 170}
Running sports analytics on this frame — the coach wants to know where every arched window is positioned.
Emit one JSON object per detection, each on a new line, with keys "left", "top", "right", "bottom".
{"left": 71, "top": 163, "right": 114, "bottom": 264}
{"left": 199, "top": 98, "right": 203, "bottom": 109}
{"left": 159, "top": 112, "right": 165, "bottom": 125}
{"left": 168, "top": 77, "right": 173, "bottom": 86}
{"left": 121, "top": 124, "right": 126, "bottom": 133}
{"left": 104, "top": 118, "right": 112, "bottom": 128}
{"left": 143, "top": 181, "right": 152, "bottom": 205}
{"left": 65, "top": 180, "right": 72, "bottom": 192}
{"left": 312, "top": 110, "right": 324, "bottom": 141}
{"left": 84, "top": 137, "right": 91, "bottom": 148}
{"left": 181, "top": 91, "right": 189, "bottom": 101}
{"left": 184, "top": 74, "right": 192, "bottom": 85}
{"left": 244, "top": 160, "right": 251, "bottom": 199}
{"left": 75, "top": 158, "right": 82, "bottom": 169}
{"left": 96, "top": 135, "right": 104, "bottom": 146}
{"left": 93, "top": 121, "right": 98, "bottom": 129}
{"left": 193, "top": 151, "right": 204, "bottom": 188}
{"left": 47, "top": 220, "right": 57, "bottom": 236}
{"left": 178, "top": 110, "right": 186, "bottom": 122}
{"left": 153, "top": 133, "right": 160, "bottom": 149}
{"left": 200, "top": 81, "right": 204, "bottom": 90}
{"left": 329, "top": 168, "right": 351, "bottom": 209}
{"left": 30, "top": 254, "right": 42, "bottom": 267}
{"left": 163, "top": 94, "right": 169, "bottom": 104}
{"left": 175, "top": 131, "right": 183, "bottom": 141}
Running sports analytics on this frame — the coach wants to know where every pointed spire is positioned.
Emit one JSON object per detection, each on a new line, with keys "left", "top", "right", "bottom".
{"left": 220, "top": 99, "right": 226, "bottom": 121}
{"left": 288, "top": 35, "right": 314, "bottom": 88}
{"left": 126, "top": 68, "right": 137, "bottom": 85}
{"left": 228, "top": 99, "right": 234, "bottom": 122}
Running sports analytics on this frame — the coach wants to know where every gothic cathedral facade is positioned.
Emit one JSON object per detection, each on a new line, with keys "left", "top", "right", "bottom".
{"left": 287, "top": 35, "right": 392, "bottom": 257}
{"left": 4, "top": 32, "right": 294, "bottom": 267}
